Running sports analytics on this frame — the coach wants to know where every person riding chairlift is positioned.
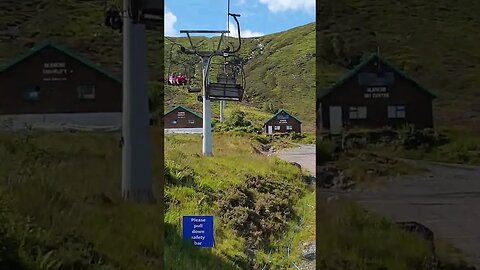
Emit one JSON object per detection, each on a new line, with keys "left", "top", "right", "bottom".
{"left": 168, "top": 73, "right": 177, "bottom": 85}
{"left": 177, "top": 73, "right": 187, "bottom": 85}
{"left": 168, "top": 73, "right": 186, "bottom": 86}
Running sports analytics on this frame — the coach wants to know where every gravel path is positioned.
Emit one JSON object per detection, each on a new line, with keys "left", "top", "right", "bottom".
{"left": 274, "top": 144, "right": 316, "bottom": 175}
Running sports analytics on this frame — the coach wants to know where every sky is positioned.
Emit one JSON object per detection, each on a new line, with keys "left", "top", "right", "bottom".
{"left": 164, "top": 0, "right": 315, "bottom": 37}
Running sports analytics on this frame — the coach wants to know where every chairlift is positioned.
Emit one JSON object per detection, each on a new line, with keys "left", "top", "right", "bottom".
{"left": 207, "top": 54, "right": 245, "bottom": 101}
{"left": 176, "top": 10, "right": 246, "bottom": 101}
{"left": 165, "top": 43, "right": 201, "bottom": 90}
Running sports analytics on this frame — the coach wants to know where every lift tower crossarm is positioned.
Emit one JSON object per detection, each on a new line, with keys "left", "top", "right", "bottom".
{"left": 179, "top": 30, "right": 230, "bottom": 57}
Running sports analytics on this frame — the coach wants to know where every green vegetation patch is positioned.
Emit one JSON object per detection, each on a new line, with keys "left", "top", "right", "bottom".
{"left": 0, "top": 129, "right": 164, "bottom": 270}
{"left": 317, "top": 198, "right": 433, "bottom": 270}
{"left": 164, "top": 133, "right": 312, "bottom": 269}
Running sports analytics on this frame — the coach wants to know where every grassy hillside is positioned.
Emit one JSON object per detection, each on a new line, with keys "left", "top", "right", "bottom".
{"left": 164, "top": 133, "right": 315, "bottom": 269}
{"left": 165, "top": 23, "right": 316, "bottom": 131}
{"left": 0, "top": 129, "right": 163, "bottom": 269}
{"left": 0, "top": 0, "right": 162, "bottom": 79}
{"left": 317, "top": 0, "right": 480, "bottom": 130}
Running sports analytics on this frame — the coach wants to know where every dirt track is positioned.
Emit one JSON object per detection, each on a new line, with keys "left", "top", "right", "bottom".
{"left": 347, "top": 160, "right": 480, "bottom": 267}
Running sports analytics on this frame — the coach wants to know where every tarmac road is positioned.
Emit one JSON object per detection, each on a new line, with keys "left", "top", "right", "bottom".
{"left": 274, "top": 144, "right": 316, "bottom": 176}
{"left": 348, "top": 160, "right": 480, "bottom": 267}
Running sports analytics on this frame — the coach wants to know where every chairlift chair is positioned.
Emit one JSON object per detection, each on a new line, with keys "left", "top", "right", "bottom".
{"left": 207, "top": 55, "right": 245, "bottom": 101}
{"left": 166, "top": 44, "right": 201, "bottom": 90}
{"left": 177, "top": 12, "right": 246, "bottom": 101}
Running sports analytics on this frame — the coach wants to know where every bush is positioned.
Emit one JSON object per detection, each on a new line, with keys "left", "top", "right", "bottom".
{"left": 213, "top": 110, "right": 261, "bottom": 134}
{"left": 317, "top": 141, "right": 337, "bottom": 165}
{"left": 400, "top": 127, "right": 450, "bottom": 151}
{"left": 216, "top": 174, "right": 303, "bottom": 268}
{"left": 253, "top": 134, "right": 271, "bottom": 145}
{"left": 226, "top": 110, "right": 251, "bottom": 128}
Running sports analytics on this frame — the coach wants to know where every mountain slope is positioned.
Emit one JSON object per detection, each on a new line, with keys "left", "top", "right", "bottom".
{"left": 317, "top": 0, "right": 480, "bottom": 130}
{"left": 0, "top": 0, "right": 162, "bottom": 79}
{"left": 165, "top": 23, "right": 316, "bottom": 131}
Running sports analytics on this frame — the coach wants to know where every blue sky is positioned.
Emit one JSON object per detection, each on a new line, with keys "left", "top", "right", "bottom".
{"left": 164, "top": 0, "right": 315, "bottom": 37}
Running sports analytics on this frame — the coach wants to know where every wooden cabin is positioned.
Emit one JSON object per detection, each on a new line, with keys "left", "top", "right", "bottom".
{"left": 318, "top": 53, "right": 436, "bottom": 134}
{"left": 164, "top": 105, "right": 202, "bottom": 133}
{"left": 0, "top": 41, "right": 122, "bottom": 129}
{"left": 263, "top": 109, "right": 301, "bottom": 134}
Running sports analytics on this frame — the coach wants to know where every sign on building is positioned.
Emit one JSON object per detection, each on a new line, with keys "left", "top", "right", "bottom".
{"left": 43, "top": 62, "right": 69, "bottom": 81}
{"left": 182, "top": 216, "right": 214, "bottom": 248}
{"left": 364, "top": 86, "right": 389, "bottom": 98}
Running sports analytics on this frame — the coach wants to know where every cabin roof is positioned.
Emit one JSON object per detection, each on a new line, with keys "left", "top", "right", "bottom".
{"left": 164, "top": 105, "right": 202, "bottom": 119}
{"left": 263, "top": 109, "right": 302, "bottom": 125}
{"left": 0, "top": 40, "right": 121, "bottom": 84}
{"left": 318, "top": 53, "right": 437, "bottom": 100}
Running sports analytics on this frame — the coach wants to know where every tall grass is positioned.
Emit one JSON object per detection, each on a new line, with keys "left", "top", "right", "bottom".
{"left": 317, "top": 198, "right": 433, "bottom": 270}
{"left": 0, "top": 128, "right": 164, "bottom": 270}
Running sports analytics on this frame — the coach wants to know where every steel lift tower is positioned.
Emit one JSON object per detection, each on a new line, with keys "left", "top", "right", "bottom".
{"left": 105, "top": 0, "right": 162, "bottom": 202}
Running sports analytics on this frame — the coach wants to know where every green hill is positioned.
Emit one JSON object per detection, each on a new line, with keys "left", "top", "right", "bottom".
{"left": 164, "top": 23, "right": 316, "bottom": 131}
{"left": 0, "top": 0, "right": 161, "bottom": 80}
{"left": 317, "top": 0, "right": 480, "bottom": 130}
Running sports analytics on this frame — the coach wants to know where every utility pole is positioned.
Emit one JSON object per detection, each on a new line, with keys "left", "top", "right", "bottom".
{"left": 121, "top": 0, "right": 152, "bottom": 202}
{"left": 202, "top": 56, "right": 213, "bottom": 156}
{"left": 219, "top": 100, "right": 225, "bottom": 122}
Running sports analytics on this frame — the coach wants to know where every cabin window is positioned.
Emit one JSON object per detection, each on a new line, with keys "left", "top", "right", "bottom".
{"left": 171, "top": 120, "right": 177, "bottom": 125}
{"left": 274, "top": 126, "right": 280, "bottom": 131}
{"left": 22, "top": 86, "right": 40, "bottom": 101}
{"left": 77, "top": 85, "right": 95, "bottom": 99}
{"left": 349, "top": 106, "right": 367, "bottom": 119}
{"left": 286, "top": 125, "right": 293, "bottom": 130}
{"left": 188, "top": 119, "right": 195, "bottom": 124}
{"left": 388, "top": 106, "right": 406, "bottom": 118}
{"left": 178, "top": 111, "right": 186, "bottom": 118}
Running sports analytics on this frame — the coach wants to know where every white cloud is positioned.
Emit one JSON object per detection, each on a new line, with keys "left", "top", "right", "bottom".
{"left": 164, "top": 7, "right": 178, "bottom": 37}
{"left": 258, "top": 0, "right": 315, "bottom": 13}
{"left": 236, "top": 0, "right": 246, "bottom": 5}
{"left": 228, "top": 22, "right": 264, "bottom": 38}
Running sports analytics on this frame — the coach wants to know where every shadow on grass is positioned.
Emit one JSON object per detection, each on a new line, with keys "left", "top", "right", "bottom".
{"left": 164, "top": 223, "right": 239, "bottom": 270}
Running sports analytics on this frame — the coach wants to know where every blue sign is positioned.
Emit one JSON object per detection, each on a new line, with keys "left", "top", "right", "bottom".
{"left": 182, "top": 216, "right": 214, "bottom": 248}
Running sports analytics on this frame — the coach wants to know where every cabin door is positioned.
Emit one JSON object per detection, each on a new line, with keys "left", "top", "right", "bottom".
{"left": 329, "top": 106, "right": 343, "bottom": 134}
{"left": 267, "top": 125, "right": 273, "bottom": 134}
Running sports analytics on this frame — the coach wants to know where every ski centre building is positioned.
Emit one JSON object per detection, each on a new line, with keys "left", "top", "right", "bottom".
{"left": 0, "top": 41, "right": 122, "bottom": 130}
{"left": 164, "top": 105, "right": 202, "bottom": 134}
{"left": 263, "top": 109, "right": 302, "bottom": 134}
{"left": 318, "top": 53, "right": 436, "bottom": 134}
